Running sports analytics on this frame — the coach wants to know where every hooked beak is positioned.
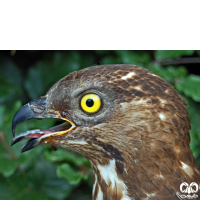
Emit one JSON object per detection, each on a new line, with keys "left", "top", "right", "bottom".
{"left": 11, "top": 96, "right": 76, "bottom": 153}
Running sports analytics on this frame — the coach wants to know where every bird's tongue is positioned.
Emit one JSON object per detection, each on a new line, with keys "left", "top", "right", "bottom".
{"left": 11, "top": 122, "right": 71, "bottom": 148}
{"left": 12, "top": 129, "right": 58, "bottom": 151}
{"left": 24, "top": 130, "right": 53, "bottom": 139}
{"left": 23, "top": 130, "right": 58, "bottom": 151}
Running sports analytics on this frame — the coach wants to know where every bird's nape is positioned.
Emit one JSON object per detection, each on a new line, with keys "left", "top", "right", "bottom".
{"left": 11, "top": 64, "right": 200, "bottom": 200}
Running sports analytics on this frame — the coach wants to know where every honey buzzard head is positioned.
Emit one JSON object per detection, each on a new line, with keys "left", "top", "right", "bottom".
{"left": 12, "top": 65, "right": 200, "bottom": 200}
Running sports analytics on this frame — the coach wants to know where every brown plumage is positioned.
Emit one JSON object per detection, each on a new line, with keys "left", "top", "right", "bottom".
{"left": 12, "top": 64, "right": 200, "bottom": 200}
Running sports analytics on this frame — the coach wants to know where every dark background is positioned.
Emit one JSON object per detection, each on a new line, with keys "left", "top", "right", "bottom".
{"left": 0, "top": 50, "right": 200, "bottom": 200}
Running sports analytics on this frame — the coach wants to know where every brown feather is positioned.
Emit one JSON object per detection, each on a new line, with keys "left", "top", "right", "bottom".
{"left": 41, "top": 65, "right": 200, "bottom": 200}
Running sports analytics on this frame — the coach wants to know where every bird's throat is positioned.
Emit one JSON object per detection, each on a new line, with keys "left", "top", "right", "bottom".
{"left": 91, "top": 159, "right": 132, "bottom": 200}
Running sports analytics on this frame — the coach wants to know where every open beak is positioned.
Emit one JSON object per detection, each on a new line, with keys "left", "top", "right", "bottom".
{"left": 11, "top": 96, "right": 76, "bottom": 153}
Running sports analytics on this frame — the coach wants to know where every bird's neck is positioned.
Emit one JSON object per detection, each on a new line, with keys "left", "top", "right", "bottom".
{"left": 91, "top": 159, "right": 132, "bottom": 200}
{"left": 90, "top": 147, "right": 200, "bottom": 200}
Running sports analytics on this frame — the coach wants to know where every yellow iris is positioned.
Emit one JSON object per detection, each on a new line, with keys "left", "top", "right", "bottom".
{"left": 81, "top": 94, "right": 102, "bottom": 113}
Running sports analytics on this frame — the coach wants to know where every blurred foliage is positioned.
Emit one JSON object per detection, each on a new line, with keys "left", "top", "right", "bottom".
{"left": 155, "top": 50, "right": 195, "bottom": 61}
{"left": 0, "top": 50, "right": 200, "bottom": 200}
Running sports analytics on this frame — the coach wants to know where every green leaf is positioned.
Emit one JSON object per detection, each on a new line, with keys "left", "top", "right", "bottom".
{"left": 0, "top": 101, "right": 55, "bottom": 177}
{"left": 0, "top": 74, "right": 22, "bottom": 103}
{"left": 115, "top": 50, "right": 151, "bottom": 67}
{"left": 101, "top": 55, "right": 122, "bottom": 65}
{"left": 0, "top": 173, "right": 48, "bottom": 200}
{"left": 0, "top": 133, "right": 43, "bottom": 178}
{"left": 0, "top": 102, "right": 24, "bottom": 177}
{"left": 0, "top": 105, "right": 6, "bottom": 129}
{"left": 184, "top": 96, "right": 200, "bottom": 164}
{"left": 57, "top": 163, "right": 87, "bottom": 185}
{"left": 196, "top": 50, "right": 200, "bottom": 56}
{"left": 67, "top": 191, "right": 92, "bottom": 200}
{"left": 25, "top": 51, "right": 81, "bottom": 99}
{"left": 0, "top": 157, "right": 75, "bottom": 200}
{"left": 44, "top": 149, "right": 89, "bottom": 167}
{"left": 146, "top": 64, "right": 187, "bottom": 83}
{"left": 0, "top": 56, "right": 24, "bottom": 105}
{"left": 95, "top": 50, "right": 112, "bottom": 55}
{"left": 175, "top": 74, "right": 200, "bottom": 102}
{"left": 29, "top": 157, "right": 75, "bottom": 199}
{"left": 0, "top": 56, "right": 23, "bottom": 86}
{"left": 101, "top": 51, "right": 152, "bottom": 67}
{"left": 155, "top": 50, "right": 194, "bottom": 61}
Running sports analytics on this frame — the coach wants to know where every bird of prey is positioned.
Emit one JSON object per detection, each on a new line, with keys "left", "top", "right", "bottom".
{"left": 12, "top": 64, "right": 200, "bottom": 200}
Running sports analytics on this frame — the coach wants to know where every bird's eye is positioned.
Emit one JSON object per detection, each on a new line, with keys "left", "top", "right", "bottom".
{"left": 80, "top": 94, "right": 102, "bottom": 114}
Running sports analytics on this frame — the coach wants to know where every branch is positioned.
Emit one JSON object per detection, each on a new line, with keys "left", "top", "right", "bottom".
{"left": 157, "top": 57, "right": 200, "bottom": 66}
{"left": 10, "top": 50, "right": 16, "bottom": 56}
{"left": 0, "top": 132, "right": 16, "bottom": 159}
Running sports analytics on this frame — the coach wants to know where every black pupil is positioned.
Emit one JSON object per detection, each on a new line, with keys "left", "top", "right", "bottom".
{"left": 86, "top": 99, "right": 94, "bottom": 107}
